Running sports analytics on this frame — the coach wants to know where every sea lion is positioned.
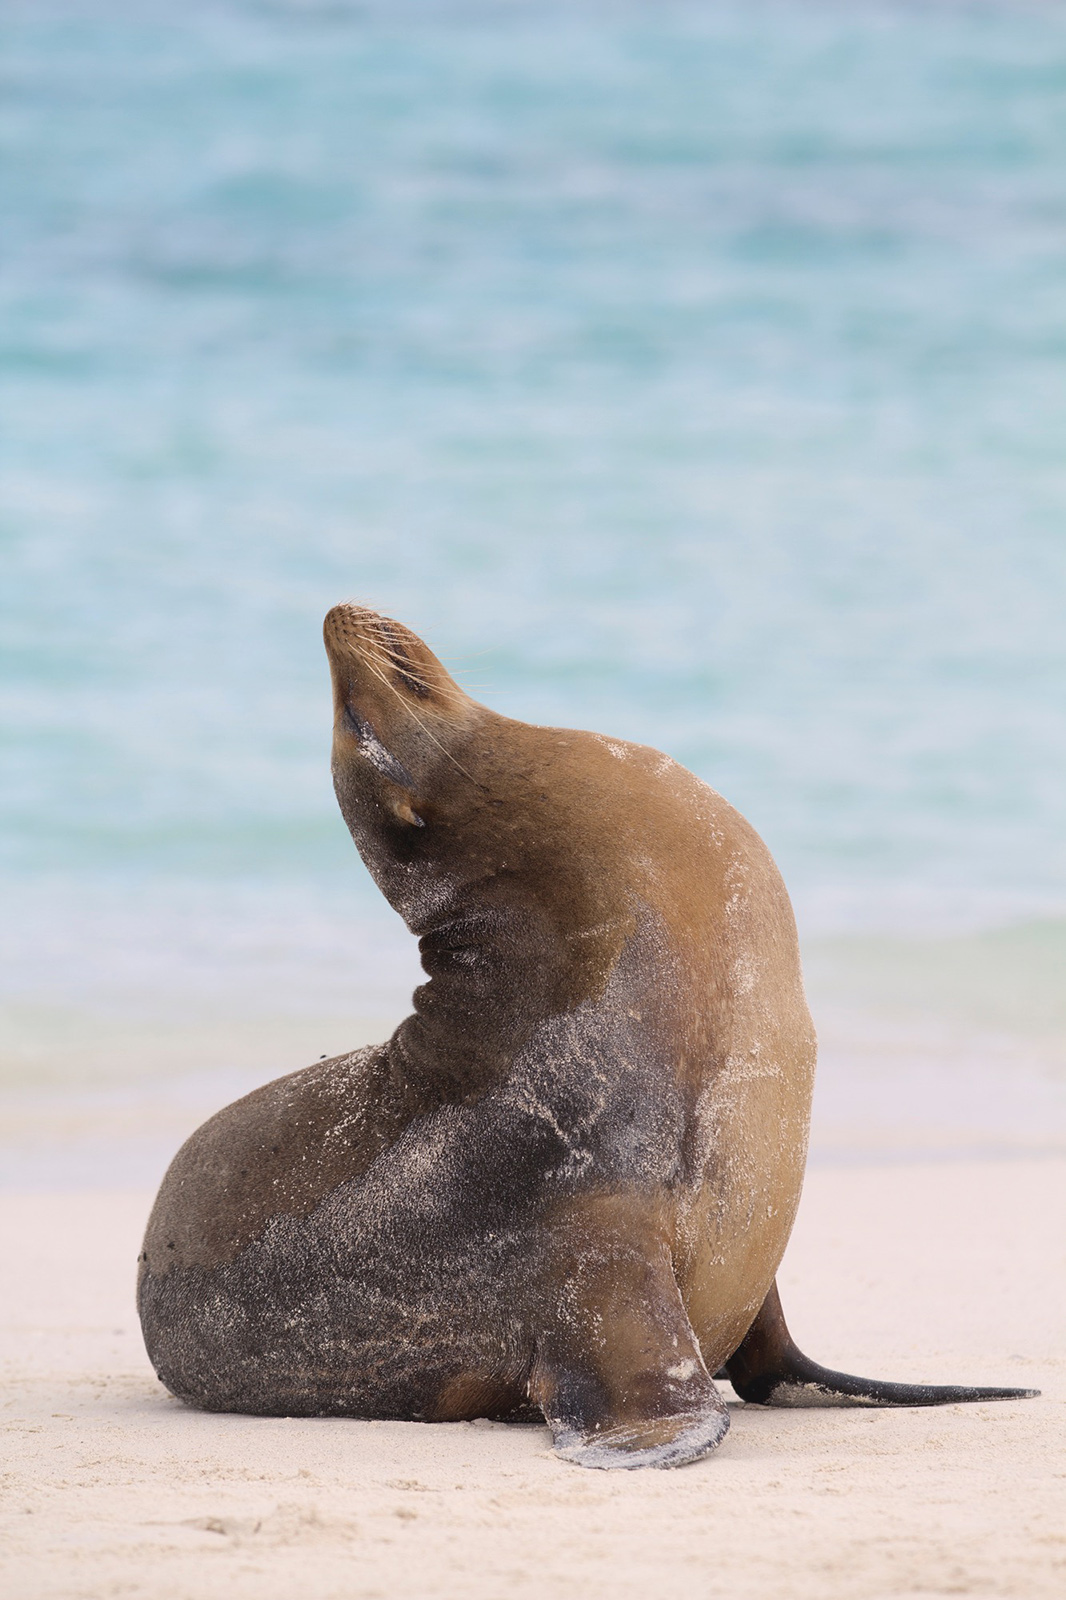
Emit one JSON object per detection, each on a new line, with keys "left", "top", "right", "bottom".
{"left": 137, "top": 604, "right": 1036, "bottom": 1470}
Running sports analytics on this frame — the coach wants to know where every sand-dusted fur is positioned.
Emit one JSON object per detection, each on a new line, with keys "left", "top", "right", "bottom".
{"left": 138, "top": 604, "right": 1035, "bottom": 1469}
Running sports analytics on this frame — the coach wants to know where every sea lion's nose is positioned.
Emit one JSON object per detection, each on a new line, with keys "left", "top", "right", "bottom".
{"left": 323, "top": 601, "right": 375, "bottom": 657}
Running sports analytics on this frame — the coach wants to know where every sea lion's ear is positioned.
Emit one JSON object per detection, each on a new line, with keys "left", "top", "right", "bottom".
{"left": 388, "top": 795, "right": 425, "bottom": 828}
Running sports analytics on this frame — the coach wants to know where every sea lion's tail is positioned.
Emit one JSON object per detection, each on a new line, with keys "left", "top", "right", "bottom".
{"left": 716, "top": 1281, "right": 1039, "bottom": 1408}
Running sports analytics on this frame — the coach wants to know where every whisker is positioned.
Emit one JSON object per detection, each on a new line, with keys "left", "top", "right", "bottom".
{"left": 358, "top": 653, "right": 483, "bottom": 790}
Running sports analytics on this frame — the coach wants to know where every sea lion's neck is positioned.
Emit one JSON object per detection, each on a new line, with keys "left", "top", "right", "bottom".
{"left": 387, "top": 889, "right": 561, "bottom": 1106}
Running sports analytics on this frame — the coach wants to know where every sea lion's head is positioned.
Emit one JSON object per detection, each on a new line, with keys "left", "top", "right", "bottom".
{"left": 323, "top": 601, "right": 480, "bottom": 852}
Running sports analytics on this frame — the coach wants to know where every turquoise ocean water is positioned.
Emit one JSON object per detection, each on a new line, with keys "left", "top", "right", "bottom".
{"left": 3, "top": 0, "right": 1066, "bottom": 1176}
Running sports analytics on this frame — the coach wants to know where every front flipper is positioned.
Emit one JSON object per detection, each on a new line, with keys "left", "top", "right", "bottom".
{"left": 530, "top": 1210, "right": 729, "bottom": 1470}
{"left": 721, "top": 1281, "right": 1039, "bottom": 1408}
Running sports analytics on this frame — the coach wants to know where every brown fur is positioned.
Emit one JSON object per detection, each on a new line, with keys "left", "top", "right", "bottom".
{"left": 137, "top": 604, "right": 1035, "bottom": 1470}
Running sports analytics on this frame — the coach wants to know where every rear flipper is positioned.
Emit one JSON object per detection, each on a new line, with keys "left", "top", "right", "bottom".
{"left": 531, "top": 1208, "right": 730, "bottom": 1469}
{"left": 718, "top": 1281, "right": 1039, "bottom": 1408}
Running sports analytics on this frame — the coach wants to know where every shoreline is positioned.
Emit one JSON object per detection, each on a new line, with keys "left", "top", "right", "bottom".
{"left": 4, "top": 1018, "right": 1065, "bottom": 1189}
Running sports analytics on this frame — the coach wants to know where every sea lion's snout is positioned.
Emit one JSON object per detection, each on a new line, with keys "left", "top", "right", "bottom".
{"left": 323, "top": 602, "right": 464, "bottom": 714}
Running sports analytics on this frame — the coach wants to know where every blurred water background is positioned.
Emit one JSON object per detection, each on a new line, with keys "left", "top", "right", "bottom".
{"left": 3, "top": 0, "right": 1066, "bottom": 1183}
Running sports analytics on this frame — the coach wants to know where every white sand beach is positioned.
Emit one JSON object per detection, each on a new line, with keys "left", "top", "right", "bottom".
{"left": 2, "top": 1158, "right": 1062, "bottom": 1600}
